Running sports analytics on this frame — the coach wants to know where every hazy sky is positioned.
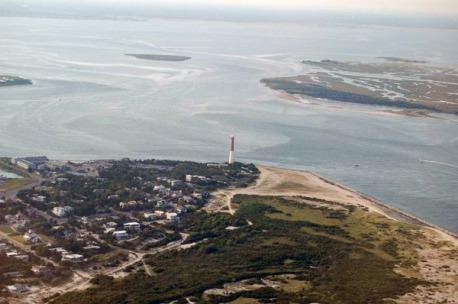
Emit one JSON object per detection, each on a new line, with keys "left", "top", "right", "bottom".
{"left": 70, "top": 0, "right": 457, "bottom": 14}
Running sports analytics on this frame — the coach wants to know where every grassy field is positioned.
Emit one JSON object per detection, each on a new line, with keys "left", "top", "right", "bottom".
{"left": 0, "top": 226, "right": 18, "bottom": 235}
{"left": 0, "top": 157, "right": 28, "bottom": 176}
{"left": 228, "top": 297, "right": 261, "bottom": 304}
{"left": 0, "top": 157, "right": 37, "bottom": 192}
{"left": 0, "top": 177, "right": 36, "bottom": 192}
{"left": 257, "top": 196, "right": 420, "bottom": 263}
{"left": 0, "top": 226, "right": 28, "bottom": 245}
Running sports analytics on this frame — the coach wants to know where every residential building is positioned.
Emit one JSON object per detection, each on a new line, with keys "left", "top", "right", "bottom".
{"left": 6, "top": 250, "right": 18, "bottom": 257}
{"left": 62, "top": 253, "right": 84, "bottom": 262}
{"left": 7, "top": 284, "right": 29, "bottom": 294}
{"left": 31, "top": 265, "right": 53, "bottom": 276}
{"left": 123, "top": 222, "right": 141, "bottom": 231}
{"left": 166, "top": 212, "right": 179, "bottom": 222}
{"left": 52, "top": 206, "right": 74, "bottom": 217}
{"left": 104, "top": 221, "right": 118, "bottom": 229}
{"left": 112, "top": 230, "right": 129, "bottom": 240}
{"left": 23, "top": 230, "right": 41, "bottom": 244}
{"left": 12, "top": 156, "right": 48, "bottom": 171}
{"left": 14, "top": 254, "right": 29, "bottom": 262}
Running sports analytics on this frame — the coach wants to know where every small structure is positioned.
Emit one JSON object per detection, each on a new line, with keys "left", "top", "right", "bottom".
{"left": 155, "top": 210, "right": 165, "bottom": 218}
{"left": 14, "top": 254, "right": 30, "bottom": 262}
{"left": 12, "top": 156, "right": 48, "bottom": 171}
{"left": 7, "top": 284, "right": 29, "bottom": 294}
{"left": 104, "top": 221, "right": 118, "bottom": 229}
{"left": 23, "top": 230, "right": 41, "bottom": 244}
{"left": 112, "top": 230, "right": 129, "bottom": 240}
{"left": 32, "top": 195, "right": 46, "bottom": 203}
{"left": 0, "top": 242, "right": 8, "bottom": 251}
{"left": 170, "top": 180, "right": 182, "bottom": 187}
{"left": 52, "top": 206, "right": 74, "bottom": 217}
{"left": 83, "top": 245, "right": 100, "bottom": 251}
{"left": 123, "top": 222, "right": 141, "bottom": 232}
{"left": 153, "top": 185, "right": 166, "bottom": 192}
{"left": 143, "top": 212, "right": 156, "bottom": 220}
{"left": 4, "top": 271, "right": 23, "bottom": 278}
{"left": 49, "top": 247, "right": 68, "bottom": 255}
{"left": 104, "top": 227, "right": 115, "bottom": 234}
{"left": 6, "top": 250, "right": 18, "bottom": 258}
{"left": 166, "top": 212, "right": 179, "bottom": 222}
{"left": 62, "top": 253, "right": 84, "bottom": 262}
{"left": 31, "top": 265, "right": 53, "bottom": 276}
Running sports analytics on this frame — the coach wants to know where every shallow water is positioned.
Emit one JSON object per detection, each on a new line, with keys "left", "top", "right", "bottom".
{"left": 0, "top": 169, "right": 22, "bottom": 179}
{"left": 0, "top": 17, "right": 457, "bottom": 232}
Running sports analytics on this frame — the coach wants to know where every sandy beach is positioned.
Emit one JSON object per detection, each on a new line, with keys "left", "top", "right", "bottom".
{"left": 208, "top": 165, "right": 458, "bottom": 303}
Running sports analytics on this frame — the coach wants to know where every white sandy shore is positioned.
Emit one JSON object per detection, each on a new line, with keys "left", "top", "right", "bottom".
{"left": 212, "top": 165, "right": 457, "bottom": 244}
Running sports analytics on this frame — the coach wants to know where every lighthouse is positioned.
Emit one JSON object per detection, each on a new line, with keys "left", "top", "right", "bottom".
{"left": 228, "top": 135, "right": 235, "bottom": 164}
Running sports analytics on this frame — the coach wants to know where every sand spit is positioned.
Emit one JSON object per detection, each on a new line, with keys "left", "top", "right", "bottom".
{"left": 208, "top": 165, "right": 458, "bottom": 303}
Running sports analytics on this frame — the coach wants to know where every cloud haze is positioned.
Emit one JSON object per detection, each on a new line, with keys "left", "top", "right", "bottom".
{"left": 66, "top": 0, "right": 458, "bottom": 14}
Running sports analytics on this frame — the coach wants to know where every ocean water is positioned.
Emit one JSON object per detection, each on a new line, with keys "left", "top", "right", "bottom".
{"left": 0, "top": 17, "right": 457, "bottom": 232}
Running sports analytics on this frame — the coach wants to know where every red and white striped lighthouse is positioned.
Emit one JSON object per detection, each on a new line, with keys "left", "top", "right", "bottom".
{"left": 228, "top": 135, "right": 235, "bottom": 164}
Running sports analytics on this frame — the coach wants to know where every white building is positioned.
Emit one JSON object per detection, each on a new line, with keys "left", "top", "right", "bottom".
{"left": 143, "top": 212, "right": 156, "bottom": 220}
{"left": 32, "top": 195, "right": 46, "bottom": 203}
{"left": 123, "top": 222, "right": 141, "bottom": 231}
{"left": 52, "top": 206, "right": 74, "bottom": 217}
{"left": 0, "top": 242, "right": 7, "bottom": 251}
{"left": 170, "top": 180, "right": 183, "bottom": 187}
{"left": 7, "top": 284, "right": 29, "bottom": 294}
{"left": 83, "top": 245, "right": 101, "bottom": 251}
{"left": 31, "top": 265, "right": 52, "bottom": 276}
{"left": 153, "top": 185, "right": 166, "bottom": 192}
{"left": 104, "top": 221, "right": 118, "bottom": 229}
{"left": 112, "top": 230, "right": 129, "bottom": 240}
{"left": 14, "top": 255, "right": 29, "bottom": 262}
{"left": 154, "top": 210, "right": 165, "bottom": 218}
{"left": 23, "top": 230, "right": 41, "bottom": 244}
{"left": 49, "top": 247, "right": 69, "bottom": 256}
{"left": 12, "top": 156, "right": 48, "bottom": 171}
{"left": 104, "top": 227, "right": 115, "bottom": 234}
{"left": 6, "top": 250, "right": 18, "bottom": 257}
{"left": 166, "top": 212, "right": 179, "bottom": 222}
{"left": 62, "top": 253, "right": 84, "bottom": 262}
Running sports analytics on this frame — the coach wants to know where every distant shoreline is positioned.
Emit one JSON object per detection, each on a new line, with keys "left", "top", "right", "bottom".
{"left": 261, "top": 58, "right": 458, "bottom": 115}
{"left": 125, "top": 53, "right": 191, "bottom": 62}
{"left": 0, "top": 75, "right": 32, "bottom": 87}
